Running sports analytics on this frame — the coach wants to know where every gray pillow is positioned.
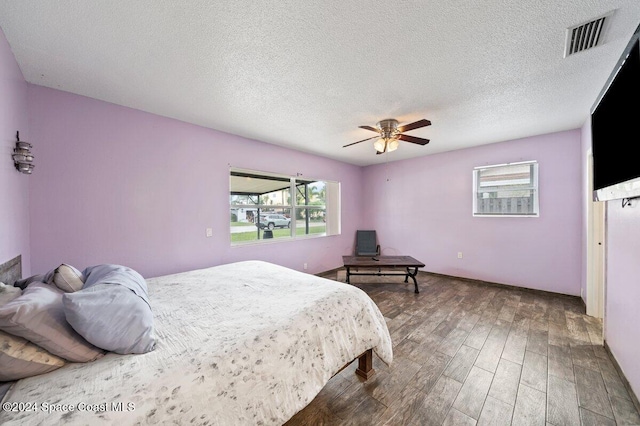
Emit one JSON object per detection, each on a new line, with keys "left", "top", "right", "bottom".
{"left": 14, "top": 267, "right": 58, "bottom": 289}
{"left": 64, "top": 264, "right": 156, "bottom": 354}
{"left": 0, "top": 329, "right": 65, "bottom": 381}
{"left": 82, "top": 264, "right": 150, "bottom": 305}
{"left": 64, "top": 284, "right": 156, "bottom": 354}
{"left": 0, "top": 283, "right": 104, "bottom": 362}
{"left": 14, "top": 271, "right": 51, "bottom": 289}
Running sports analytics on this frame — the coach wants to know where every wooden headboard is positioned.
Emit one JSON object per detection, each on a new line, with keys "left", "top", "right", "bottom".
{"left": 0, "top": 255, "right": 21, "bottom": 286}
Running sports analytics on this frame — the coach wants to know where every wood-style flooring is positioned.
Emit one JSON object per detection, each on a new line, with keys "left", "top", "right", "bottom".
{"left": 285, "top": 271, "right": 640, "bottom": 426}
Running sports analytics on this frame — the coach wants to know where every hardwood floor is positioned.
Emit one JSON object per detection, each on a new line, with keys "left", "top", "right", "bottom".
{"left": 285, "top": 271, "right": 640, "bottom": 426}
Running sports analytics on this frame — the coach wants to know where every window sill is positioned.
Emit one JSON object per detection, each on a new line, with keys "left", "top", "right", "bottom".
{"left": 473, "top": 214, "right": 539, "bottom": 218}
{"left": 230, "top": 232, "right": 333, "bottom": 247}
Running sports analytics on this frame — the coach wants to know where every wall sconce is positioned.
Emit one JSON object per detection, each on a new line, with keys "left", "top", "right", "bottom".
{"left": 12, "top": 131, "right": 34, "bottom": 174}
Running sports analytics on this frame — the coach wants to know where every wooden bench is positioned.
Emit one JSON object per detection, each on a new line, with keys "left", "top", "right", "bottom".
{"left": 342, "top": 255, "right": 426, "bottom": 293}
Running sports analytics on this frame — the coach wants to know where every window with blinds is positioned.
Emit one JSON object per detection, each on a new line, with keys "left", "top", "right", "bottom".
{"left": 473, "top": 161, "right": 539, "bottom": 217}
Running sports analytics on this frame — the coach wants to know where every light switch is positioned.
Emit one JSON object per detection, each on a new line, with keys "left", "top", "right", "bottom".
{"left": 206, "top": 228, "right": 213, "bottom": 237}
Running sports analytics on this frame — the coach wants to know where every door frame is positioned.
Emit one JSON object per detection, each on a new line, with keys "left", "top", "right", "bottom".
{"left": 586, "top": 150, "right": 605, "bottom": 321}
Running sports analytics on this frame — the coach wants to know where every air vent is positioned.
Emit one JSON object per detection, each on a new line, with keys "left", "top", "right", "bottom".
{"left": 564, "top": 12, "right": 614, "bottom": 57}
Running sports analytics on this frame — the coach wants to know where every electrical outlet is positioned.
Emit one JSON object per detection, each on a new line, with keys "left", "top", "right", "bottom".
{"left": 206, "top": 228, "right": 213, "bottom": 237}
{"left": 303, "top": 263, "right": 308, "bottom": 270}
{"left": 457, "top": 252, "right": 463, "bottom": 259}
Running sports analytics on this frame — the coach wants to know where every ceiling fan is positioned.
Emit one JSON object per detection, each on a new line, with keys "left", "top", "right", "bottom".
{"left": 343, "top": 118, "right": 431, "bottom": 154}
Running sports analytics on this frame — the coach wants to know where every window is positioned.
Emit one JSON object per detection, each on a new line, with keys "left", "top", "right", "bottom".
{"left": 229, "top": 168, "right": 340, "bottom": 244}
{"left": 473, "top": 161, "right": 539, "bottom": 217}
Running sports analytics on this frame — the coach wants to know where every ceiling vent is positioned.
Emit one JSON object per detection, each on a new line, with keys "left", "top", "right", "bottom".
{"left": 564, "top": 12, "right": 614, "bottom": 57}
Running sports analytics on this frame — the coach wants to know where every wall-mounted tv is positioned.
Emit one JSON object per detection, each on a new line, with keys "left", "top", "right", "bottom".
{"left": 591, "top": 24, "right": 640, "bottom": 201}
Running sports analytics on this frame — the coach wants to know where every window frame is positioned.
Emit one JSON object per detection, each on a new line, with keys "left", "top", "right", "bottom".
{"left": 472, "top": 161, "right": 539, "bottom": 217}
{"left": 229, "top": 168, "right": 340, "bottom": 245}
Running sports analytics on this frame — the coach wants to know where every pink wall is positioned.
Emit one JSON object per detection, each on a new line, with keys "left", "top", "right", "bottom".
{"left": 27, "top": 85, "right": 363, "bottom": 278}
{"left": 0, "top": 28, "right": 31, "bottom": 277}
{"left": 580, "top": 122, "right": 591, "bottom": 306}
{"left": 603, "top": 172, "right": 640, "bottom": 399}
{"left": 361, "top": 130, "right": 583, "bottom": 295}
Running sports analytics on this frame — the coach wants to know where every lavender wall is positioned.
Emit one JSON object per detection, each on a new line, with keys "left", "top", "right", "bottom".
{"left": 0, "top": 28, "right": 30, "bottom": 277}
{"left": 27, "top": 86, "right": 363, "bottom": 278}
{"left": 361, "top": 130, "right": 583, "bottom": 295}
{"left": 606, "top": 201, "right": 640, "bottom": 399}
{"left": 580, "top": 122, "right": 591, "bottom": 307}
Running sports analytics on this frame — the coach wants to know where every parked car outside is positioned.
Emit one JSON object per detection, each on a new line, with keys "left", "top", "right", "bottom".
{"left": 256, "top": 214, "right": 291, "bottom": 230}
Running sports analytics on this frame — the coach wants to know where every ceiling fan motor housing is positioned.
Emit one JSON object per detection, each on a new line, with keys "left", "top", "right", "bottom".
{"left": 377, "top": 119, "right": 399, "bottom": 139}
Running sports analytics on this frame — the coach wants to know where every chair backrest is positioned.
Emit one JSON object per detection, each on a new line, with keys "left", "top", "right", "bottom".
{"left": 356, "top": 230, "right": 379, "bottom": 256}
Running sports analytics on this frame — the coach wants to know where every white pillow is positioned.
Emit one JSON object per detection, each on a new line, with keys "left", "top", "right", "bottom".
{"left": 52, "top": 264, "right": 85, "bottom": 293}
{"left": 0, "top": 330, "right": 65, "bottom": 381}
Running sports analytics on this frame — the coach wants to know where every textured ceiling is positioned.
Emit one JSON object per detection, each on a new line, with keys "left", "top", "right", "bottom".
{"left": 1, "top": 1, "right": 640, "bottom": 166}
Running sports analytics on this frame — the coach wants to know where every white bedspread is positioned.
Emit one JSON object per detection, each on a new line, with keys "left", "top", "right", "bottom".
{"left": 0, "top": 261, "right": 392, "bottom": 425}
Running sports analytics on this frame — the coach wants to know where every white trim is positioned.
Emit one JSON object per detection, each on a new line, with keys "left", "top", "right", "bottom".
{"left": 473, "top": 161, "right": 539, "bottom": 217}
{"left": 586, "top": 149, "right": 606, "bottom": 320}
{"left": 472, "top": 214, "right": 540, "bottom": 218}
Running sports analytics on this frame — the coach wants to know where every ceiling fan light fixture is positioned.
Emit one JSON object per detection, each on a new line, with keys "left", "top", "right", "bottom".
{"left": 344, "top": 117, "right": 431, "bottom": 153}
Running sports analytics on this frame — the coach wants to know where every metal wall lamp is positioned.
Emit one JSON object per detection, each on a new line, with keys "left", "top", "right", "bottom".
{"left": 12, "top": 131, "right": 34, "bottom": 174}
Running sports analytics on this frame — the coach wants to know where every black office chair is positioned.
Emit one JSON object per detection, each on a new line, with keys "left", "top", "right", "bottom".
{"left": 355, "top": 230, "right": 380, "bottom": 256}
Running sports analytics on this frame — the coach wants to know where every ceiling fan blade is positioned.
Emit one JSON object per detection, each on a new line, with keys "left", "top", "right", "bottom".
{"left": 397, "top": 119, "right": 431, "bottom": 133}
{"left": 359, "top": 125, "right": 380, "bottom": 133}
{"left": 343, "top": 135, "right": 379, "bottom": 148}
{"left": 398, "top": 134, "right": 430, "bottom": 145}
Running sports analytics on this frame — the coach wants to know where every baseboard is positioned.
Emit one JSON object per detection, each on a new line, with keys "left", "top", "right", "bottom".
{"left": 424, "top": 270, "right": 582, "bottom": 300}
{"left": 319, "top": 267, "right": 583, "bottom": 305}
{"left": 604, "top": 340, "right": 640, "bottom": 415}
{"left": 315, "top": 267, "right": 342, "bottom": 279}
{"left": 579, "top": 295, "right": 587, "bottom": 312}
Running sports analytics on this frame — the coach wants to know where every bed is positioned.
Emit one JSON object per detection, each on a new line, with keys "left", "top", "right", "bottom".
{"left": 0, "top": 259, "right": 393, "bottom": 425}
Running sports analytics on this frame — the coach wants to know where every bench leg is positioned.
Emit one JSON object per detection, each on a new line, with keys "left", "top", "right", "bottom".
{"left": 406, "top": 267, "right": 420, "bottom": 293}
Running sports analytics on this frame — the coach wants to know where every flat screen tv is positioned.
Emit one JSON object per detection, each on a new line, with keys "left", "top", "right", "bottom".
{"left": 591, "top": 25, "right": 640, "bottom": 201}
